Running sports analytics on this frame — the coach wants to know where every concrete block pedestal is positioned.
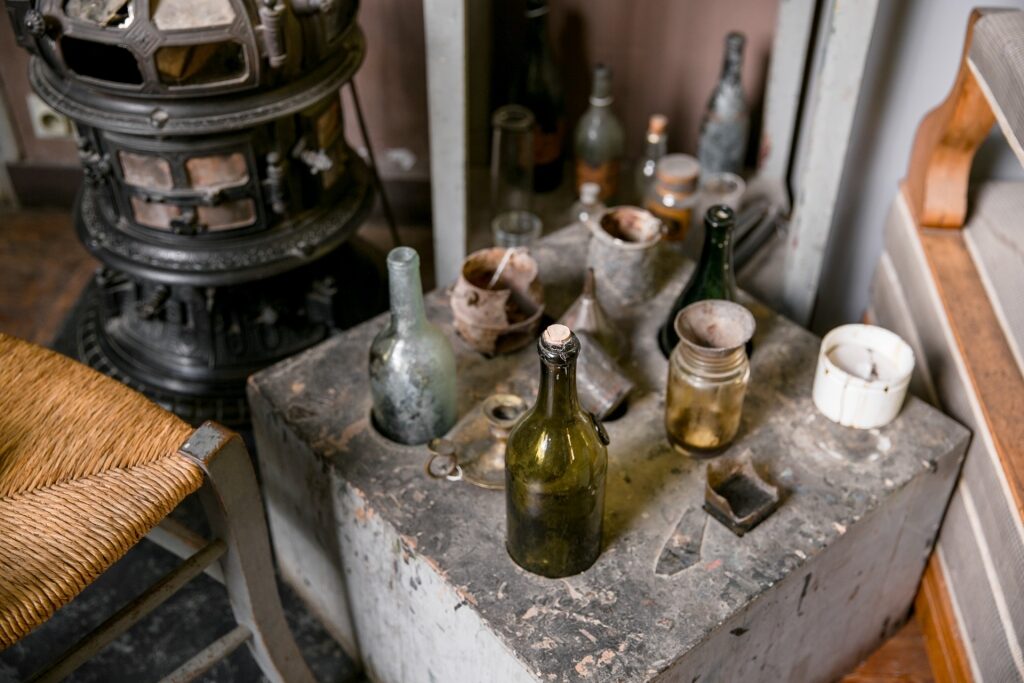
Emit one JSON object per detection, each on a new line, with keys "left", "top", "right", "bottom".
{"left": 249, "top": 226, "right": 968, "bottom": 683}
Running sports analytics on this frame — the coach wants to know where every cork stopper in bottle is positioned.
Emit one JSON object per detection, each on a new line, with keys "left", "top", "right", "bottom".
{"left": 543, "top": 324, "right": 572, "bottom": 346}
{"left": 648, "top": 114, "right": 668, "bottom": 136}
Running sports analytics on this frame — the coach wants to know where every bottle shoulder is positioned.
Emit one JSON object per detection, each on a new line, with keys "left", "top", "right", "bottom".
{"left": 574, "top": 109, "right": 625, "bottom": 152}
{"left": 506, "top": 410, "right": 608, "bottom": 484}
{"left": 369, "top": 320, "right": 456, "bottom": 370}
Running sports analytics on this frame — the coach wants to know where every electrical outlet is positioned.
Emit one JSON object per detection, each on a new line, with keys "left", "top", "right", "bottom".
{"left": 27, "top": 94, "right": 73, "bottom": 139}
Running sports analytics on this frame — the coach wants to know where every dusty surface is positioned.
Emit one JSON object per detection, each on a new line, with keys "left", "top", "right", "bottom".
{"left": 251, "top": 225, "right": 968, "bottom": 682}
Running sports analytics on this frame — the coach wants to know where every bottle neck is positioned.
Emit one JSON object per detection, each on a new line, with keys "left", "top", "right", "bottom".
{"left": 536, "top": 355, "right": 580, "bottom": 417}
{"left": 589, "top": 67, "right": 613, "bottom": 108}
{"left": 643, "top": 133, "right": 667, "bottom": 158}
{"left": 388, "top": 259, "right": 427, "bottom": 335}
{"left": 695, "top": 223, "right": 735, "bottom": 289}
{"left": 720, "top": 39, "right": 744, "bottom": 86}
{"left": 525, "top": 12, "right": 548, "bottom": 49}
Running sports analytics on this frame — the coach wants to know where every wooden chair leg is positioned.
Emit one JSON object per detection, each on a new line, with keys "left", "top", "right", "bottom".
{"left": 178, "top": 422, "right": 315, "bottom": 683}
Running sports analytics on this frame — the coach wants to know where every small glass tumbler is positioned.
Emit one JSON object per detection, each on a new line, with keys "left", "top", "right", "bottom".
{"left": 492, "top": 210, "right": 543, "bottom": 247}
{"left": 697, "top": 171, "right": 746, "bottom": 218}
{"left": 491, "top": 105, "right": 535, "bottom": 214}
{"left": 491, "top": 105, "right": 542, "bottom": 248}
{"left": 665, "top": 299, "right": 756, "bottom": 457}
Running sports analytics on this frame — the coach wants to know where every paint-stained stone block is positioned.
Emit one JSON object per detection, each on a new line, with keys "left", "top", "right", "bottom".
{"left": 250, "top": 226, "right": 968, "bottom": 683}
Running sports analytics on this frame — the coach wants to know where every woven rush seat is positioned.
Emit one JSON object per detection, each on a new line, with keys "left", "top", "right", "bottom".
{"left": 0, "top": 332, "right": 201, "bottom": 649}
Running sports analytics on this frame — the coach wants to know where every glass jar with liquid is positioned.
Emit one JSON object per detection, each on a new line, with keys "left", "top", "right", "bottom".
{"left": 665, "top": 300, "right": 755, "bottom": 456}
{"left": 645, "top": 154, "right": 700, "bottom": 242}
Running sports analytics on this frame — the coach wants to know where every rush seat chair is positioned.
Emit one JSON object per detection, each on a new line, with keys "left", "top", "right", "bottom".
{"left": 0, "top": 332, "right": 315, "bottom": 682}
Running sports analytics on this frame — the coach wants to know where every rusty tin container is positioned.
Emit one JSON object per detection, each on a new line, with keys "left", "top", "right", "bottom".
{"left": 450, "top": 248, "right": 545, "bottom": 355}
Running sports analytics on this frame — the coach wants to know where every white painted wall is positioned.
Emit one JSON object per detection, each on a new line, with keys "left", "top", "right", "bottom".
{"left": 811, "top": 0, "right": 1024, "bottom": 333}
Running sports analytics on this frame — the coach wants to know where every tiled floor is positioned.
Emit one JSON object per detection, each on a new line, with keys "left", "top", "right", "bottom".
{"left": 0, "top": 209, "right": 934, "bottom": 682}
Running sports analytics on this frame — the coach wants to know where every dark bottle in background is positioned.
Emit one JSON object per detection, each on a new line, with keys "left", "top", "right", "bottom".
{"left": 658, "top": 205, "right": 738, "bottom": 357}
{"left": 505, "top": 324, "right": 609, "bottom": 578}
{"left": 512, "top": 0, "right": 566, "bottom": 193}
{"left": 697, "top": 32, "right": 749, "bottom": 176}
{"left": 574, "top": 64, "right": 624, "bottom": 202}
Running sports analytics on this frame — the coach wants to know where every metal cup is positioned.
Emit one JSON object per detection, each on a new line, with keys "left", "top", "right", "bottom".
{"left": 586, "top": 206, "right": 665, "bottom": 304}
{"left": 576, "top": 329, "right": 634, "bottom": 420}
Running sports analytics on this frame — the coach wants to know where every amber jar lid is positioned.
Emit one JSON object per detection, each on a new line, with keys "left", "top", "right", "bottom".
{"left": 655, "top": 154, "right": 700, "bottom": 193}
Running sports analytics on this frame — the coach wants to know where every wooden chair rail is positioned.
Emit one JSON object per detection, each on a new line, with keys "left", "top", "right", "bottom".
{"left": 903, "top": 9, "right": 996, "bottom": 229}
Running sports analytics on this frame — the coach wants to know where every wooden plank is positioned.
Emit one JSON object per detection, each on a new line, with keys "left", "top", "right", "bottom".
{"left": 840, "top": 617, "right": 934, "bottom": 683}
{"left": 0, "top": 210, "right": 96, "bottom": 344}
{"left": 875, "top": 191, "right": 1024, "bottom": 679}
{"left": 868, "top": 251, "right": 939, "bottom": 406}
{"left": 961, "top": 181, "right": 1024, "bottom": 375}
{"left": 781, "top": 0, "right": 881, "bottom": 325}
{"left": 915, "top": 210, "right": 1024, "bottom": 521}
{"left": 915, "top": 554, "right": 973, "bottom": 683}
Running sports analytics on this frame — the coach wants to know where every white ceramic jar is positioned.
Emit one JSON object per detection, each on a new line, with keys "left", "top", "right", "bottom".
{"left": 812, "top": 324, "right": 915, "bottom": 429}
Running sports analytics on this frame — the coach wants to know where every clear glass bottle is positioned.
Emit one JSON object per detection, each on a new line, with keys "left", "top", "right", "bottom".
{"left": 369, "top": 247, "right": 458, "bottom": 445}
{"left": 574, "top": 64, "right": 624, "bottom": 202}
{"left": 698, "top": 32, "right": 749, "bottom": 176}
{"left": 634, "top": 113, "right": 667, "bottom": 203}
{"left": 665, "top": 300, "right": 755, "bottom": 456}
{"left": 512, "top": 0, "right": 565, "bottom": 193}
{"left": 505, "top": 324, "right": 609, "bottom": 578}
{"left": 658, "top": 205, "right": 737, "bottom": 357}
{"left": 567, "top": 181, "right": 605, "bottom": 226}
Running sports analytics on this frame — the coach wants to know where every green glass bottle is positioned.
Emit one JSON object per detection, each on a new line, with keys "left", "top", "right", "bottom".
{"left": 512, "top": 0, "right": 566, "bottom": 192}
{"left": 574, "top": 64, "right": 624, "bottom": 202}
{"left": 658, "top": 205, "right": 737, "bottom": 357}
{"left": 505, "top": 324, "right": 609, "bottom": 578}
{"left": 369, "top": 247, "right": 458, "bottom": 445}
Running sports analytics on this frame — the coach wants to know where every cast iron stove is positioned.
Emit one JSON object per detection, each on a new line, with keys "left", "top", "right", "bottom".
{"left": 7, "top": 0, "right": 383, "bottom": 426}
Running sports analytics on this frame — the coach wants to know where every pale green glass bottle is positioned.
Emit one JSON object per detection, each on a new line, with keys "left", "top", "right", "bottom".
{"left": 574, "top": 64, "right": 624, "bottom": 202}
{"left": 505, "top": 324, "right": 609, "bottom": 577}
{"left": 369, "top": 247, "right": 458, "bottom": 445}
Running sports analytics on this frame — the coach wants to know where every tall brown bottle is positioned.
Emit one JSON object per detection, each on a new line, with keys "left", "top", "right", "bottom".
{"left": 505, "top": 324, "right": 609, "bottom": 577}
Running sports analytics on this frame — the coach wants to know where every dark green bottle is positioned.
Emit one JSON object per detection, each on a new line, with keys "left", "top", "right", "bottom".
{"left": 658, "top": 205, "right": 738, "bottom": 357}
{"left": 512, "top": 0, "right": 565, "bottom": 192}
{"left": 505, "top": 324, "right": 609, "bottom": 577}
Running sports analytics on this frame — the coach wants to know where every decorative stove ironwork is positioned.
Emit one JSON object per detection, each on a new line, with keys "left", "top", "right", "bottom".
{"left": 7, "top": 0, "right": 382, "bottom": 426}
